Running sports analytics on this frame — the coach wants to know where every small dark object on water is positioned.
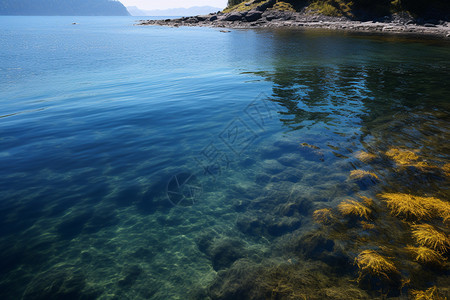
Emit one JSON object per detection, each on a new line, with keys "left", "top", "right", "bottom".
{"left": 72, "top": 22, "right": 77, "bottom": 25}
{"left": 220, "top": 30, "right": 231, "bottom": 33}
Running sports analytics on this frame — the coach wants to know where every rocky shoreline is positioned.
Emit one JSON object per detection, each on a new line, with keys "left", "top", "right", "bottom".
{"left": 138, "top": 10, "right": 450, "bottom": 39}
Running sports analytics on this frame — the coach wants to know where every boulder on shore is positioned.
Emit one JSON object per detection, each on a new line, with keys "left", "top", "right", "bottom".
{"left": 245, "top": 10, "right": 263, "bottom": 22}
{"left": 223, "top": 12, "right": 245, "bottom": 21}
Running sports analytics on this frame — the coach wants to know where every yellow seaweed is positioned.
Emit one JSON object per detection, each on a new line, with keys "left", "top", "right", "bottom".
{"left": 406, "top": 246, "right": 446, "bottom": 265}
{"left": 349, "top": 169, "right": 379, "bottom": 180}
{"left": 443, "top": 163, "right": 450, "bottom": 177}
{"left": 379, "top": 193, "right": 448, "bottom": 221}
{"left": 411, "top": 224, "right": 450, "bottom": 253}
{"left": 385, "top": 148, "right": 419, "bottom": 165}
{"left": 338, "top": 199, "right": 372, "bottom": 220}
{"left": 313, "top": 208, "right": 335, "bottom": 225}
{"left": 385, "top": 148, "right": 439, "bottom": 171}
{"left": 355, "top": 151, "right": 377, "bottom": 163}
{"left": 359, "top": 196, "right": 374, "bottom": 207}
{"left": 379, "top": 193, "right": 430, "bottom": 220}
{"left": 411, "top": 286, "right": 446, "bottom": 300}
{"left": 360, "top": 221, "right": 375, "bottom": 230}
{"left": 355, "top": 250, "right": 398, "bottom": 281}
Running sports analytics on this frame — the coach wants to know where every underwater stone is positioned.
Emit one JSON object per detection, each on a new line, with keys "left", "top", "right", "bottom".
{"left": 275, "top": 199, "right": 312, "bottom": 217}
{"left": 277, "top": 153, "right": 302, "bottom": 167}
{"left": 298, "top": 143, "right": 325, "bottom": 162}
{"left": 249, "top": 194, "right": 284, "bottom": 211}
{"left": 196, "top": 232, "right": 215, "bottom": 256}
{"left": 262, "top": 181, "right": 295, "bottom": 200}
{"left": 275, "top": 202, "right": 299, "bottom": 217}
{"left": 295, "top": 232, "right": 337, "bottom": 262}
{"left": 210, "top": 238, "right": 246, "bottom": 271}
{"left": 305, "top": 233, "right": 335, "bottom": 253}
{"left": 266, "top": 216, "right": 301, "bottom": 236}
{"left": 231, "top": 199, "right": 251, "bottom": 212}
{"left": 255, "top": 173, "right": 271, "bottom": 185}
{"left": 207, "top": 259, "right": 263, "bottom": 299}
{"left": 236, "top": 216, "right": 265, "bottom": 236}
{"left": 117, "top": 265, "right": 142, "bottom": 288}
{"left": 270, "top": 167, "right": 303, "bottom": 183}
{"left": 262, "top": 159, "right": 285, "bottom": 175}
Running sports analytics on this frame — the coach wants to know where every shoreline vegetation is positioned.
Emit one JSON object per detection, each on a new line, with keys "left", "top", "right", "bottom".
{"left": 138, "top": 0, "right": 450, "bottom": 39}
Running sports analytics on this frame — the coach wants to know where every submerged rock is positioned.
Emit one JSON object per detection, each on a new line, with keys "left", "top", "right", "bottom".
{"left": 196, "top": 234, "right": 247, "bottom": 271}
{"left": 266, "top": 216, "right": 302, "bottom": 236}
{"left": 207, "top": 259, "right": 264, "bottom": 299}
{"left": 210, "top": 238, "right": 247, "bottom": 271}
{"left": 117, "top": 265, "right": 142, "bottom": 288}
{"left": 236, "top": 215, "right": 265, "bottom": 236}
{"left": 261, "top": 159, "right": 285, "bottom": 174}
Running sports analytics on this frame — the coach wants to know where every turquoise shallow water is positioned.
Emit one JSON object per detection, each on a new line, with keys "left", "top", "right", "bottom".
{"left": 0, "top": 16, "right": 449, "bottom": 299}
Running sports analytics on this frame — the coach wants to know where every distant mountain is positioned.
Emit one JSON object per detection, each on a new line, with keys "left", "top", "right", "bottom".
{"left": 0, "top": 0, "right": 130, "bottom": 16}
{"left": 126, "top": 6, "right": 146, "bottom": 16}
{"left": 127, "top": 6, "right": 222, "bottom": 17}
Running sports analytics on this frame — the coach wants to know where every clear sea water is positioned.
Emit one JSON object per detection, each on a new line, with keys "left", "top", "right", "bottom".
{"left": 0, "top": 16, "right": 449, "bottom": 299}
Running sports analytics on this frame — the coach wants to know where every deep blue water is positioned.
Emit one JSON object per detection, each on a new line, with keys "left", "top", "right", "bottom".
{"left": 0, "top": 16, "right": 449, "bottom": 299}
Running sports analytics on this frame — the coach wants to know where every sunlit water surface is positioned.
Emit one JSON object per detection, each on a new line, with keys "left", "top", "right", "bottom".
{"left": 0, "top": 16, "right": 449, "bottom": 299}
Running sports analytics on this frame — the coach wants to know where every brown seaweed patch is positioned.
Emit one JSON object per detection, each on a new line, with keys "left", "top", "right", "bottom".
{"left": 413, "top": 161, "right": 439, "bottom": 172}
{"left": 411, "top": 224, "right": 450, "bottom": 253}
{"left": 338, "top": 199, "right": 372, "bottom": 220}
{"left": 349, "top": 170, "right": 379, "bottom": 181}
{"left": 355, "top": 151, "right": 377, "bottom": 163}
{"left": 385, "top": 148, "right": 419, "bottom": 165}
{"left": 360, "top": 221, "right": 376, "bottom": 230}
{"left": 410, "top": 286, "right": 447, "bottom": 300}
{"left": 355, "top": 250, "right": 399, "bottom": 282}
{"left": 313, "top": 208, "right": 335, "bottom": 225}
{"left": 378, "top": 193, "right": 447, "bottom": 221}
{"left": 385, "top": 148, "right": 439, "bottom": 172}
{"left": 442, "top": 163, "right": 450, "bottom": 177}
{"left": 207, "top": 259, "right": 369, "bottom": 300}
{"left": 405, "top": 246, "right": 447, "bottom": 266}
{"left": 300, "top": 142, "right": 320, "bottom": 150}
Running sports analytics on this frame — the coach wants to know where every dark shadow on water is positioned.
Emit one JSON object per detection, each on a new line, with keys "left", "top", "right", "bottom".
{"left": 57, "top": 212, "right": 93, "bottom": 240}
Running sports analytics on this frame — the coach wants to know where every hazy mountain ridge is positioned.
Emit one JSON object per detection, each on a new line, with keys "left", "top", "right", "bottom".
{"left": 0, "top": 0, "right": 130, "bottom": 16}
{"left": 127, "top": 6, "right": 222, "bottom": 17}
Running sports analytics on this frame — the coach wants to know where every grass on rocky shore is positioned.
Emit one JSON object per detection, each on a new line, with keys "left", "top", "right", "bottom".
{"left": 223, "top": 0, "right": 358, "bottom": 18}
{"left": 223, "top": 0, "right": 273, "bottom": 13}
{"left": 224, "top": 0, "right": 450, "bottom": 20}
